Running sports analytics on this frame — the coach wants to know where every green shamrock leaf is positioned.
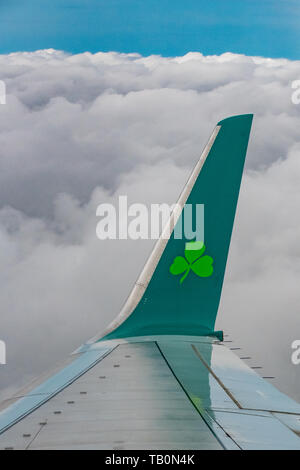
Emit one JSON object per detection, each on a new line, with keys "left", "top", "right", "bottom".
{"left": 169, "top": 256, "right": 189, "bottom": 275}
{"left": 169, "top": 240, "right": 213, "bottom": 284}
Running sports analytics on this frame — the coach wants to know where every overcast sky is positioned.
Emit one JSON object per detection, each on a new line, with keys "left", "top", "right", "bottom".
{"left": 0, "top": 50, "right": 300, "bottom": 402}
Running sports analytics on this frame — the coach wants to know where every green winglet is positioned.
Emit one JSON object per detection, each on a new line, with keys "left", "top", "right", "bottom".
{"left": 102, "top": 114, "right": 253, "bottom": 340}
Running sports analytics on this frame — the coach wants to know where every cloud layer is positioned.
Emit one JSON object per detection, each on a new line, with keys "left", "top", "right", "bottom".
{"left": 0, "top": 49, "right": 300, "bottom": 401}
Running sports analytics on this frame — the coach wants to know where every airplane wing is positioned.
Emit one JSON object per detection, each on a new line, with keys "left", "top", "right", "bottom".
{"left": 1, "top": 114, "right": 300, "bottom": 450}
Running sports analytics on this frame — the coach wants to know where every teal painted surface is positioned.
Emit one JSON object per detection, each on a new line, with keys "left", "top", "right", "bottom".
{"left": 210, "top": 410, "right": 300, "bottom": 450}
{"left": 157, "top": 340, "right": 240, "bottom": 449}
{"left": 1, "top": 335, "right": 300, "bottom": 449}
{"left": 194, "top": 342, "right": 300, "bottom": 414}
{"left": 158, "top": 340, "right": 239, "bottom": 413}
{"left": 157, "top": 338, "right": 300, "bottom": 449}
{"left": 0, "top": 341, "right": 225, "bottom": 450}
{"left": 273, "top": 413, "right": 300, "bottom": 435}
{"left": 105, "top": 114, "right": 253, "bottom": 339}
{"left": 0, "top": 347, "right": 112, "bottom": 435}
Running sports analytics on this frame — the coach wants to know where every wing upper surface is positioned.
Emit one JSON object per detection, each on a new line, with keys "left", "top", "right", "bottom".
{"left": 0, "top": 336, "right": 300, "bottom": 450}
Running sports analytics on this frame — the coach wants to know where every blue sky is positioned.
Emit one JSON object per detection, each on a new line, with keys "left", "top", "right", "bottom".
{"left": 0, "top": 0, "right": 299, "bottom": 58}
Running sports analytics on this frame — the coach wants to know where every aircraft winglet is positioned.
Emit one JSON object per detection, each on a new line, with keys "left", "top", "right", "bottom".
{"left": 100, "top": 114, "right": 253, "bottom": 341}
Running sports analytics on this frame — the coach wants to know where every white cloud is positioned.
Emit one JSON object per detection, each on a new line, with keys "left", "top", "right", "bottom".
{"left": 0, "top": 49, "right": 299, "bottom": 402}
